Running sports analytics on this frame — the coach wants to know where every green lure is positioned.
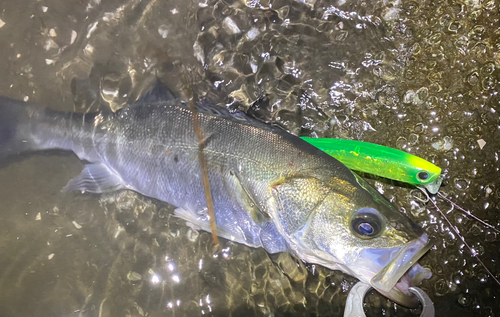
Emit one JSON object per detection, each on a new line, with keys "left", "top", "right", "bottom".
{"left": 301, "top": 137, "right": 443, "bottom": 194}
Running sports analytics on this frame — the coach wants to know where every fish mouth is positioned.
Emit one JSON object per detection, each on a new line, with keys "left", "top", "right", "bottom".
{"left": 370, "top": 233, "right": 433, "bottom": 307}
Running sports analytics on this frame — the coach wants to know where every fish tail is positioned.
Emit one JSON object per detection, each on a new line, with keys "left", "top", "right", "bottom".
{"left": 0, "top": 96, "right": 39, "bottom": 158}
{"left": 0, "top": 96, "right": 78, "bottom": 159}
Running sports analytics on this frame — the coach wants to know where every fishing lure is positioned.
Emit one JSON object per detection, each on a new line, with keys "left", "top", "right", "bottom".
{"left": 301, "top": 137, "right": 443, "bottom": 194}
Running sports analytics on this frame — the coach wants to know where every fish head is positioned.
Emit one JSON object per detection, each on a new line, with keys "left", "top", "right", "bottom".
{"left": 270, "top": 172, "right": 432, "bottom": 308}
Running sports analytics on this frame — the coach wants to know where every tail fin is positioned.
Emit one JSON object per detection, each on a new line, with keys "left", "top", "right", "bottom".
{"left": 0, "top": 96, "right": 38, "bottom": 158}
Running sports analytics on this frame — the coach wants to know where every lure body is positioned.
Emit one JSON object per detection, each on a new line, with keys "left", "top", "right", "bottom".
{"left": 301, "top": 138, "right": 442, "bottom": 194}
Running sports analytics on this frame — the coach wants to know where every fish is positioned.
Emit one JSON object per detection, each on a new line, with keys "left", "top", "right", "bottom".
{"left": 0, "top": 82, "right": 432, "bottom": 307}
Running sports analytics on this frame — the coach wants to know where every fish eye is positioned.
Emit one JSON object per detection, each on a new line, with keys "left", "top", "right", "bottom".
{"left": 357, "top": 222, "right": 374, "bottom": 235}
{"left": 417, "top": 171, "right": 429, "bottom": 181}
{"left": 350, "top": 208, "right": 383, "bottom": 239}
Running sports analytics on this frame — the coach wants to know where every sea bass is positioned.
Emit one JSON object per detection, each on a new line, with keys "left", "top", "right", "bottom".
{"left": 0, "top": 84, "right": 432, "bottom": 307}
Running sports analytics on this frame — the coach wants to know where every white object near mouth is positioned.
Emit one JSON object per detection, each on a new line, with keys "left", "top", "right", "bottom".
{"left": 343, "top": 282, "right": 435, "bottom": 317}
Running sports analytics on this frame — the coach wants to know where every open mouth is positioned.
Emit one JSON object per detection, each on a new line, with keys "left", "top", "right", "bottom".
{"left": 371, "top": 233, "right": 433, "bottom": 307}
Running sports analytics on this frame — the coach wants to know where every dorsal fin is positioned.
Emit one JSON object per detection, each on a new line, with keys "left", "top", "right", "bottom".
{"left": 136, "top": 80, "right": 176, "bottom": 104}
{"left": 194, "top": 99, "right": 285, "bottom": 134}
{"left": 133, "top": 82, "right": 285, "bottom": 134}
{"left": 195, "top": 99, "right": 253, "bottom": 122}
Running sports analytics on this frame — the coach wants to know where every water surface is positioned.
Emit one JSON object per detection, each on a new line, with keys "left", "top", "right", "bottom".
{"left": 0, "top": 0, "right": 499, "bottom": 316}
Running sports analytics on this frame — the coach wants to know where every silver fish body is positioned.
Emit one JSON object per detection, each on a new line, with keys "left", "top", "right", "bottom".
{"left": 0, "top": 88, "right": 432, "bottom": 307}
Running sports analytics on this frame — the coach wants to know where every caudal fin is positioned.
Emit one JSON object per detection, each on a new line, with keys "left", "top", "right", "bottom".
{"left": 0, "top": 96, "right": 38, "bottom": 158}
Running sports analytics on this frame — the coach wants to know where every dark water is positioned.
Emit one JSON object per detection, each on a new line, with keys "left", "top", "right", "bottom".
{"left": 0, "top": 0, "right": 499, "bottom": 316}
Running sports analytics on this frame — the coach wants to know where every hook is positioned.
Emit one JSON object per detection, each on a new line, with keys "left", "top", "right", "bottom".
{"left": 343, "top": 281, "right": 434, "bottom": 317}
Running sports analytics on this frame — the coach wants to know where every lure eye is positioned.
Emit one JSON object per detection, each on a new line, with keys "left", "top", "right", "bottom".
{"left": 417, "top": 171, "right": 429, "bottom": 181}
{"left": 351, "top": 208, "right": 383, "bottom": 239}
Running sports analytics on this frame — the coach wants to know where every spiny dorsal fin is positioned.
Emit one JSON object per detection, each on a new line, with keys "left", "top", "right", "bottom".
{"left": 135, "top": 80, "right": 176, "bottom": 104}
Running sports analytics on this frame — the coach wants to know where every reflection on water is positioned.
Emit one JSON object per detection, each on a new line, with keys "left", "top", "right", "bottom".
{"left": 0, "top": 0, "right": 499, "bottom": 316}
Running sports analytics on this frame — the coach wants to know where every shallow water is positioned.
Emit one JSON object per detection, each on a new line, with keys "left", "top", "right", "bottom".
{"left": 0, "top": 0, "right": 499, "bottom": 316}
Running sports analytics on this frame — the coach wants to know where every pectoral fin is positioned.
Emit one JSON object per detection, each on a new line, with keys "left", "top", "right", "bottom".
{"left": 173, "top": 207, "right": 288, "bottom": 253}
{"left": 62, "top": 163, "right": 125, "bottom": 193}
{"left": 173, "top": 207, "right": 252, "bottom": 246}
{"left": 225, "top": 169, "right": 270, "bottom": 225}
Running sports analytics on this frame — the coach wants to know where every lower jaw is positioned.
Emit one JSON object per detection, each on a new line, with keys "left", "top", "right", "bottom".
{"left": 377, "top": 263, "right": 432, "bottom": 308}
{"left": 370, "top": 234, "right": 433, "bottom": 307}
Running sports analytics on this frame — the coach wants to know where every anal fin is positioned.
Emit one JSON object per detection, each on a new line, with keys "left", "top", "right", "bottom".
{"left": 62, "top": 163, "right": 125, "bottom": 193}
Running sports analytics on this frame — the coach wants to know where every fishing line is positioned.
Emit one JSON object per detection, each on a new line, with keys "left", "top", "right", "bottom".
{"left": 437, "top": 192, "right": 500, "bottom": 234}
{"left": 419, "top": 187, "right": 500, "bottom": 286}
